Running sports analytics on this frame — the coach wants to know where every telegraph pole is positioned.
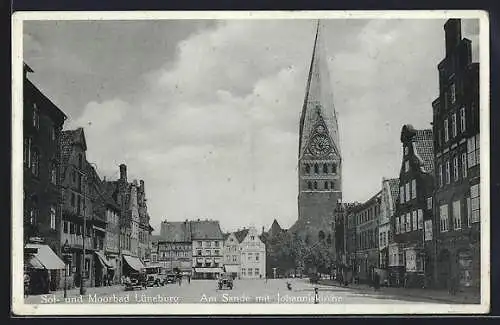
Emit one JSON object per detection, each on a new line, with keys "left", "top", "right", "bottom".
{"left": 80, "top": 173, "right": 87, "bottom": 295}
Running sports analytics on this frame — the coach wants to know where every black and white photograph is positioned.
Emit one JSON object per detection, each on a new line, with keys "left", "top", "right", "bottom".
{"left": 12, "top": 11, "right": 489, "bottom": 315}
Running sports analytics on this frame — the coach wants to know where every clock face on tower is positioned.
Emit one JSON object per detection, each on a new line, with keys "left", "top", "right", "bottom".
{"left": 309, "top": 134, "right": 332, "bottom": 157}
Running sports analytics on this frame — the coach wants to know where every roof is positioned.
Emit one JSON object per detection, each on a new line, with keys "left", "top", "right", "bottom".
{"left": 413, "top": 129, "right": 434, "bottom": 174}
{"left": 160, "top": 221, "right": 192, "bottom": 242}
{"left": 386, "top": 178, "right": 400, "bottom": 208}
{"left": 268, "top": 219, "right": 284, "bottom": 236}
{"left": 233, "top": 228, "right": 249, "bottom": 243}
{"left": 222, "top": 233, "right": 231, "bottom": 241}
{"left": 61, "top": 128, "right": 87, "bottom": 166}
{"left": 189, "top": 220, "right": 224, "bottom": 240}
{"left": 299, "top": 21, "right": 340, "bottom": 159}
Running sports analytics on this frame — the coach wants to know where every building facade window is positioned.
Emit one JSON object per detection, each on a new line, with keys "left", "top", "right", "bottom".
{"left": 466, "top": 197, "right": 471, "bottom": 227}
{"left": 406, "top": 213, "right": 411, "bottom": 232}
{"left": 404, "top": 146, "right": 409, "bottom": 156}
{"left": 399, "top": 186, "right": 404, "bottom": 204}
{"left": 411, "top": 179, "right": 417, "bottom": 199}
{"left": 31, "top": 148, "right": 40, "bottom": 176}
{"left": 51, "top": 164, "right": 57, "bottom": 184}
{"left": 471, "top": 184, "right": 480, "bottom": 223}
{"left": 412, "top": 211, "right": 418, "bottom": 231}
{"left": 400, "top": 215, "right": 405, "bottom": 233}
{"left": 313, "top": 181, "right": 317, "bottom": 190}
{"left": 332, "top": 163, "right": 337, "bottom": 174}
{"left": 307, "top": 181, "right": 312, "bottom": 190}
{"left": 453, "top": 200, "right": 462, "bottom": 230}
{"left": 427, "top": 197, "right": 433, "bottom": 210}
{"left": 50, "top": 205, "right": 56, "bottom": 229}
{"left": 404, "top": 160, "right": 410, "bottom": 173}
{"left": 438, "top": 163, "right": 443, "bottom": 187}
{"left": 323, "top": 164, "right": 328, "bottom": 174}
{"left": 314, "top": 164, "right": 319, "bottom": 174}
{"left": 444, "top": 119, "right": 449, "bottom": 143}
{"left": 467, "top": 136, "right": 479, "bottom": 167}
{"left": 324, "top": 181, "right": 328, "bottom": 190}
{"left": 440, "top": 204, "right": 449, "bottom": 232}
{"left": 33, "top": 103, "right": 39, "bottom": 129}
{"left": 417, "top": 209, "right": 424, "bottom": 230}
{"left": 453, "top": 156, "right": 459, "bottom": 182}
{"left": 450, "top": 83, "right": 456, "bottom": 104}
{"left": 405, "top": 183, "right": 410, "bottom": 202}
{"left": 305, "top": 165, "right": 310, "bottom": 174}
{"left": 445, "top": 160, "right": 451, "bottom": 184}
{"left": 460, "top": 107, "right": 466, "bottom": 132}
{"left": 395, "top": 217, "right": 400, "bottom": 234}
{"left": 452, "top": 113, "right": 457, "bottom": 138}
{"left": 461, "top": 152, "right": 468, "bottom": 178}
{"left": 23, "top": 137, "right": 31, "bottom": 167}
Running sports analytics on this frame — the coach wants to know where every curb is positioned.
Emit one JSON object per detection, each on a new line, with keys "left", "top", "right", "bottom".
{"left": 318, "top": 281, "right": 479, "bottom": 304}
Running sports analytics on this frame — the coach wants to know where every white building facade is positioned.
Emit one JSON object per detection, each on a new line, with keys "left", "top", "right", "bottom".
{"left": 239, "top": 227, "right": 266, "bottom": 279}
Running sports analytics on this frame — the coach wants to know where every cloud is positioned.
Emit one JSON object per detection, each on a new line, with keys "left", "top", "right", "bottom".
{"left": 25, "top": 18, "right": 478, "bottom": 232}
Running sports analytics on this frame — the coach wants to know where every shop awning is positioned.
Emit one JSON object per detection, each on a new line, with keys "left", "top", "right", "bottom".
{"left": 194, "top": 267, "right": 223, "bottom": 273}
{"left": 123, "top": 255, "right": 145, "bottom": 272}
{"left": 95, "top": 251, "right": 114, "bottom": 269}
{"left": 25, "top": 244, "right": 65, "bottom": 270}
{"left": 224, "top": 265, "right": 239, "bottom": 273}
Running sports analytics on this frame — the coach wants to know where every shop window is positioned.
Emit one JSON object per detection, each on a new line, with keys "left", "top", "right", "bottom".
{"left": 458, "top": 251, "right": 473, "bottom": 287}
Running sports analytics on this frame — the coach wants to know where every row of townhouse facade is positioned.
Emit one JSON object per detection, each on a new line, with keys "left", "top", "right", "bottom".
{"left": 343, "top": 19, "right": 480, "bottom": 292}
{"left": 153, "top": 220, "right": 266, "bottom": 279}
{"left": 23, "top": 64, "right": 153, "bottom": 294}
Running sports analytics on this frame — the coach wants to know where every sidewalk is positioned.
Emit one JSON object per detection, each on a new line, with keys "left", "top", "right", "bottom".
{"left": 25, "top": 284, "right": 124, "bottom": 304}
{"left": 318, "top": 279, "right": 480, "bottom": 304}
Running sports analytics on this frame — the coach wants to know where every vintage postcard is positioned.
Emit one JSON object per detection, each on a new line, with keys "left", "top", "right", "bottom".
{"left": 11, "top": 10, "right": 490, "bottom": 315}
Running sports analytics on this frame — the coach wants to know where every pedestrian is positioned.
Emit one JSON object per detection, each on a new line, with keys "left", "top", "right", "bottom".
{"left": 178, "top": 275, "right": 182, "bottom": 286}
{"left": 24, "top": 272, "right": 30, "bottom": 298}
{"left": 188, "top": 275, "right": 191, "bottom": 284}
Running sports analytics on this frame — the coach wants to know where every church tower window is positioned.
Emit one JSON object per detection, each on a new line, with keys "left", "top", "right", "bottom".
{"left": 308, "top": 181, "right": 312, "bottom": 190}
{"left": 324, "top": 181, "right": 328, "bottom": 189}
{"left": 314, "top": 164, "right": 319, "bottom": 174}
{"left": 305, "top": 165, "right": 310, "bottom": 174}
{"left": 313, "top": 181, "right": 318, "bottom": 190}
{"left": 323, "top": 164, "right": 328, "bottom": 174}
{"left": 332, "top": 163, "right": 337, "bottom": 174}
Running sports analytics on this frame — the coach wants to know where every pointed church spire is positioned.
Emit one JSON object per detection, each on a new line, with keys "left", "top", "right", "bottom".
{"left": 298, "top": 20, "right": 340, "bottom": 159}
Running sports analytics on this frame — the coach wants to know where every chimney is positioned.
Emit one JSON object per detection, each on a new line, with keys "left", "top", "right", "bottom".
{"left": 444, "top": 19, "right": 462, "bottom": 56}
{"left": 119, "top": 164, "right": 127, "bottom": 182}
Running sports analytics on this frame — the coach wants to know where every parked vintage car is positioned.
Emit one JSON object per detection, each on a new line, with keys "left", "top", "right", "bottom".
{"left": 309, "top": 273, "right": 320, "bottom": 284}
{"left": 124, "top": 272, "right": 147, "bottom": 291}
{"left": 145, "top": 265, "right": 166, "bottom": 287}
{"left": 218, "top": 274, "right": 233, "bottom": 290}
{"left": 165, "top": 273, "right": 177, "bottom": 284}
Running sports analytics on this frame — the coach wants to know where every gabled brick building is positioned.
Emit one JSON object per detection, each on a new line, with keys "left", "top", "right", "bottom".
{"left": 23, "top": 63, "right": 67, "bottom": 293}
{"left": 392, "top": 125, "right": 434, "bottom": 288}
{"left": 432, "top": 19, "right": 480, "bottom": 291}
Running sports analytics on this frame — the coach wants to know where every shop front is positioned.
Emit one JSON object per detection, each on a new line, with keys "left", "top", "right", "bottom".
{"left": 193, "top": 267, "right": 223, "bottom": 279}
{"left": 25, "top": 243, "right": 66, "bottom": 294}
{"left": 122, "top": 255, "right": 145, "bottom": 277}
{"left": 94, "top": 251, "right": 115, "bottom": 286}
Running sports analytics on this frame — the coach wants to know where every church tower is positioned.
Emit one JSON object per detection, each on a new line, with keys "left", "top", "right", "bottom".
{"left": 295, "top": 21, "right": 342, "bottom": 239}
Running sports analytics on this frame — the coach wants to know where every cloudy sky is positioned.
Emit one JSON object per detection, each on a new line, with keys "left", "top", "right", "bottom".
{"left": 23, "top": 17, "right": 479, "bottom": 234}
